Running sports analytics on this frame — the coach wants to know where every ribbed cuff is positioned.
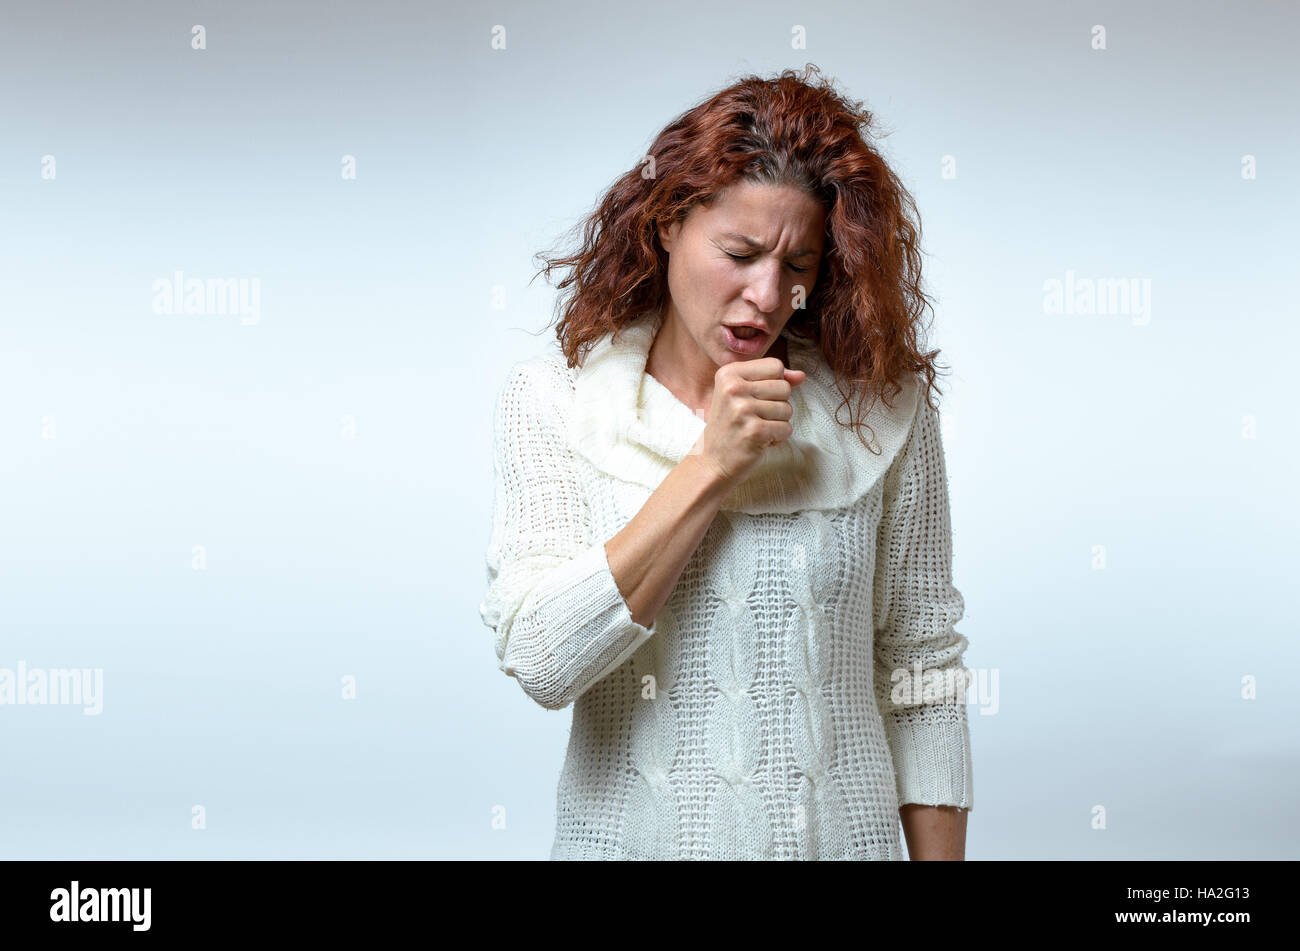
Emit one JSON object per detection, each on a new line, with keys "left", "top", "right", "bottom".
{"left": 584, "top": 542, "right": 655, "bottom": 684}
{"left": 886, "top": 715, "right": 974, "bottom": 810}
{"left": 499, "top": 541, "right": 655, "bottom": 708}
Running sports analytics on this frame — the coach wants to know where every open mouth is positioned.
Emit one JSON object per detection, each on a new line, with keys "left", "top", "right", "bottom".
{"left": 723, "top": 324, "right": 769, "bottom": 354}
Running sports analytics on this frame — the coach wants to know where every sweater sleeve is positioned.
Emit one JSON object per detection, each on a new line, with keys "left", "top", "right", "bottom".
{"left": 478, "top": 359, "right": 656, "bottom": 710}
{"left": 871, "top": 394, "right": 974, "bottom": 811}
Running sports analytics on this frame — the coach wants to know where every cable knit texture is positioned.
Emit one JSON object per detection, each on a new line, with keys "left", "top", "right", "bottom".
{"left": 479, "top": 310, "right": 974, "bottom": 860}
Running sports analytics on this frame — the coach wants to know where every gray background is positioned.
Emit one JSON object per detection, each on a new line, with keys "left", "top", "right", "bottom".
{"left": 1, "top": 0, "right": 1296, "bottom": 858}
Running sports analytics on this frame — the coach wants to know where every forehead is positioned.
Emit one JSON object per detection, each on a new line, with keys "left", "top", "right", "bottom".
{"left": 696, "top": 181, "right": 825, "bottom": 245}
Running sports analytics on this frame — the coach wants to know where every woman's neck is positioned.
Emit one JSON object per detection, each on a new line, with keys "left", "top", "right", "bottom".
{"left": 645, "top": 315, "right": 790, "bottom": 417}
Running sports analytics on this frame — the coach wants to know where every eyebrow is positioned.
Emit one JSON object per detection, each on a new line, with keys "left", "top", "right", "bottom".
{"left": 721, "top": 233, "right": 820, "bottom": 259}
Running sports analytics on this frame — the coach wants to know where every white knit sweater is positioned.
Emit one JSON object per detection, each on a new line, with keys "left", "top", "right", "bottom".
{"left": 479, "top": 310, "right": 973, "bottom": 860}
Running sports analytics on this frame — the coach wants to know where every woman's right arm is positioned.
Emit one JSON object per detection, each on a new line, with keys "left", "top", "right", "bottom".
{"left": 480, "top": 357, "right": 799, "bottom": 710}
{"left": 607, "top": 356, "right": 806, "bottom": 629}
{"left": 480, "top": 361, "right": 653, "bottom": 710}
{"left": 603, "top": 453, "right": 732, "bottom": 630}
{"left": 481, "top": 361, "right": 728, "bottom": 710}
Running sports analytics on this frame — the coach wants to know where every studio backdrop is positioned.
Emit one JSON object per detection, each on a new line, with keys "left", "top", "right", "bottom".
{"left": 1, "top": 0, "right": 1296, "bottom": 859}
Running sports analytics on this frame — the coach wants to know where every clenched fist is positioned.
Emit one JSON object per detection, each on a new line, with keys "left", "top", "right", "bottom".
{"left": 690, "top": 357, "right": 806, "bottom": 488}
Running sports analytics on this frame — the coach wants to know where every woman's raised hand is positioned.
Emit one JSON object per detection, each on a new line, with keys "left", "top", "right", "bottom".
{"left": 691, "top": 357, "right": 806, "bottom": 488}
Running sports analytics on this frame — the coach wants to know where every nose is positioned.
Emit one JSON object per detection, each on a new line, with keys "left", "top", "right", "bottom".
{"left": 741, "top": 259, "right": 784, "bottom": 314}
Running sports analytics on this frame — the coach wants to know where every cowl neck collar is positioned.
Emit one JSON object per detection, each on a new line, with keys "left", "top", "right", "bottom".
{"left": 566, "top": 309, "right": 919, "bottom": 514}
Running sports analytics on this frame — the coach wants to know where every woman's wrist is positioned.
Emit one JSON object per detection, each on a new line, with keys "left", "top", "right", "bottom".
{"left": 679, "top": 449, "right": 737, "bottom": 499}
{"left": 899, "top": 804, "right": 968, "bottom": 860}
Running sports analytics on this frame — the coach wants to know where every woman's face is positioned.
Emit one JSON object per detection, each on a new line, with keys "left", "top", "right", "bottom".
{"left": 656, "top": 180, "right": 826, "bottom": 369}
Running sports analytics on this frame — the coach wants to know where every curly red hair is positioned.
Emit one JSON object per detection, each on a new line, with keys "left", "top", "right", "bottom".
{"left": 533, "top": 63, "right": 951, "bottom": 451}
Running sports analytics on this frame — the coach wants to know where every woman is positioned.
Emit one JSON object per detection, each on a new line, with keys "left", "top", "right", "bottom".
{"left": 479, "top": 65, "right": 973, "bottom": 860}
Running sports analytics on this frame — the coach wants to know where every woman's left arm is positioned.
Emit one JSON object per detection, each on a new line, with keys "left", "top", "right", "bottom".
{"left": 871, "top": 392, "right": 974, "bottom": 860}
{"left": 900, "top": 804, "right": 968, "bottom": 860}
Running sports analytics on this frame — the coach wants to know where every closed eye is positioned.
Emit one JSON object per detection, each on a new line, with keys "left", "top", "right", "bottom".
{"left": 726, "top": 251, "right": 809, "bottom": 274}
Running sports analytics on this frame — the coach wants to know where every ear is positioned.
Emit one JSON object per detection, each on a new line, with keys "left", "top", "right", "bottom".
{"left": 657, "top": 219, "right": 680, "bottom": 253}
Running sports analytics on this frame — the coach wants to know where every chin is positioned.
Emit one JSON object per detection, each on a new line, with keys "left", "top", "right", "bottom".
{"left": 715, "top": 349, "right": 752, "bottom": 365}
